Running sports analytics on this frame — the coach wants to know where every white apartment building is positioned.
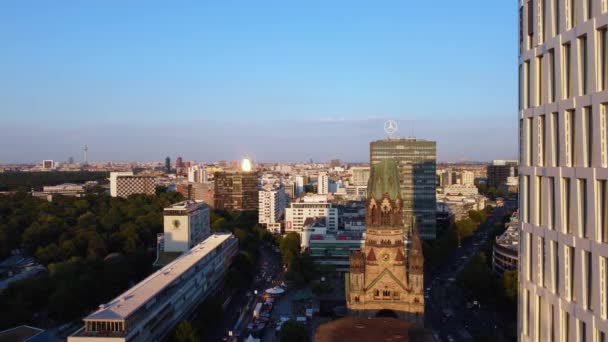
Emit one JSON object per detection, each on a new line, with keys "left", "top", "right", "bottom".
{"left": 519, "top": 1, "right": 608, "bottom": 340}
{"left": 442, "top": 184, "right": 479, "bottom": 196}
{"left": 285, "top": 200, "right": 338, "bottom": 233}
{"left": 68, "top": 233, "right": 238, "bottom": 342}
{"left": 462, "top": 171, "right": 475, "bottom": 185}
{"left": 163, "top": 200, "right": 210, "bottom": 253}
{"left": 187, "top": 165, "right": 208, "bottom": 183}
{"left": 350, "top": 166, "right": 371, "bottom": 186}
{"left": 317, "top": 172, "right": 329, "bottom": 195}
{"left": 258, "top": 187, "right": 287, "bottom": 233}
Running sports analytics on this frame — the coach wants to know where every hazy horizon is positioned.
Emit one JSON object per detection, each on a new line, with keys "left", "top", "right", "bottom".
{"left": 1, "top": 1, "right": 517, "bottom": 163}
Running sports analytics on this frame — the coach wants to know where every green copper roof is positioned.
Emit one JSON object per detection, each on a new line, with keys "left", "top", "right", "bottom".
{"left": 368, "top": 160, "right": 401, "bottom": 199}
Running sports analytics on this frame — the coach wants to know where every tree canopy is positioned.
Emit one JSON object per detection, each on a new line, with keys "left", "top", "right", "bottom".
{"left": 0, "top": 191, "right": 183, "bottom": 328}
{"left": 279, "top": 320, "right": 309, "bottom": 342}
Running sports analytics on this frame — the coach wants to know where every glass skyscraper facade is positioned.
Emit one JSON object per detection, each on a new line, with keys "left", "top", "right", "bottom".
{"left": 370, "top": 138, "right": 437, "bottom": 239}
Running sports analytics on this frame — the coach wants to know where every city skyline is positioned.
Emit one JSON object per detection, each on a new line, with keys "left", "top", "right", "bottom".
{"left": 1, "top": 1, "right": 517, "bottom": 163}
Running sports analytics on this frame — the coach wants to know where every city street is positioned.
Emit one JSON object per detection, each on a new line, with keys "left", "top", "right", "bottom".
{"left": 211, "top": 244, "right": 284, "bottom": 341}
{"left": 426, "top": 204, "right": 513, "bottom": 341}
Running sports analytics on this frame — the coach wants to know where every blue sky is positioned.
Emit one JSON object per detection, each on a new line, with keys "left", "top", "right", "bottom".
{"left": 0, "top": 1, "right": 517, "bottom": 163}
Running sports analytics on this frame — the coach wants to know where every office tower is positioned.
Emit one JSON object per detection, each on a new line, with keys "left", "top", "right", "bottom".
{"left": 487, "top": 160, "right": 519, "bottom": 189}
{"left": 518, "top": 2, "right": 608, "bottom": 340}
{"left": 163, "top": 200, "right": 210, "bottom": 252}
{"left": 258, "top": 186, "right": 287, "bottom": 233}
{"left": 109, "top": 172, "right": 156, "bottom": 198}
{"left": 318, "top": 172, "right": 329, "bottom": 195}
{"left": 68, "top": 156, "right": 74, "bottom": 164}
{"left": 346, "top": 160, "right": 424, "bottom": 323}
{"left": 68, "top": 234, "right": 238, "bottom": 342}
{"left": 350, "top": 166, "right": 371, "bottom": 186}
{"left": 214, "top": 169, "right": 259, "bottom": 211}
{"left": 165, "top": 156, "right": 171, "bottom": 173}
{"left": 330, "top": 159, "right": 342, "bottom": 168}
{"left": 370, "top": 138, "right": 437, "bottom": 239}
{"left": 176, "top": 156, "right": 184, "bottom": 176}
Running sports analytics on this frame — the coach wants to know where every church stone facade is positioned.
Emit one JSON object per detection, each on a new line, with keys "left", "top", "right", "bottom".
{"left": 346, "top": 160, "right": 424, "bottom": 325}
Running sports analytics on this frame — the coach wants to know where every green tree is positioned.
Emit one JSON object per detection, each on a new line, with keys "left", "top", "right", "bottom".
{"left": 211, "top": 217, "right": 225, "bottom": 231}
{"left": 279, "top": 320, "right": 309, "bottom": 342}
{"left": 171, "top": 321, "right": 199, "bottom": 342}
{"left": 468, "top": 210, "right": 483, "bottom": 224}
{"left": 280, "top": 232, "right": 301, "bottom": 267}
{"left": 455, "top": 218, "right": 476, "bottom": 244}
{"left": 502, "top": 270, "right": 518, "bottom": 302}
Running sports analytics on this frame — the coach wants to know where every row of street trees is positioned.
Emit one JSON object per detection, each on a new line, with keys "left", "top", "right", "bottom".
{"left": 424, "top": 207, "right": 492, "bottom": 271}
{"left": 457, "top": 210, "right": 518, "bottom": 340}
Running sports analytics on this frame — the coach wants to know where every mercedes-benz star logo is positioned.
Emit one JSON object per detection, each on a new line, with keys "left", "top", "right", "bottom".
{"left": 384, "top": 120, "right": 398, "bottom": 137}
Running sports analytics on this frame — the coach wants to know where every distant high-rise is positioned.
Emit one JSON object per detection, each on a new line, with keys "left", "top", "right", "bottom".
{"left": 329, "top": 159, "right": 341, "bottom": 168}
{"left": 518, "top": 2, "right": 608, "bottom": 341}
{"left": 165, "top": 156, "right": 171, "bottom": 173}
{"left": 176, "top": 156, "right": 184, "bottom": 176}
{"left": 214, "top": 170, "right": 259, "bottom": 211}
{"left": 295, "top": 175, "right": 305, "bottom": 196}
{"left": 187, "top": 165, "right": 208, "bottom": 183}
{"left": 317, "top": 172, "right": 329, "bottom": 195}
{"left": 68, "top": 156, "right": 74, "bottom": 164}
{"left": 486, "top": 160, "right": 518, "bottom": 189}
{"left": 461, "top": 171, "right": 475, "bottom": 185}
{"left": 42, "top": 160, "right": 55, "bottom": 170}
{"left": 370, "top": 138, "right": 436, "bottom": 239}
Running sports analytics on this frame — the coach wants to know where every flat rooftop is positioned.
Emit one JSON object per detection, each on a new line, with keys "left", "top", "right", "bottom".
{"left": 164, "top": 200, "right": 207, "bottom": 211}
{"left": 84, "top": 233, "right": 233, "bottom": 321}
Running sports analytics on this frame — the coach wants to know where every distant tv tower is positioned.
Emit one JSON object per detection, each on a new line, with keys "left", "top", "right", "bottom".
{"left": 83, "top": 145, "right": 88, "bottom": 165}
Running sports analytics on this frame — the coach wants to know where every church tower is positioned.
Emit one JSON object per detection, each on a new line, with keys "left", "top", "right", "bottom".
{"left": 346, "top": 159, "right": 424, "bottom": 324}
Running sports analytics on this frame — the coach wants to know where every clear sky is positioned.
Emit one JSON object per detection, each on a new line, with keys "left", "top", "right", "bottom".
{"left": 0, "top": 1, "right": 517, "bottom": 164}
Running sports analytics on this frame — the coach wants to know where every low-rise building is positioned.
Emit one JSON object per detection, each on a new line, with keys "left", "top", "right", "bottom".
{"left": 492, "top": 211, "right": 519, "bottom": 275}
{"left": 110, "top": 172, "right": 156, "bottom": 198}
{"left": 301, "top": 219, "right": 364, "bottom": 272}
{"left": 68, "top": 233, "right": 238, "bottom": 342}
{"left": 285, "top": 199, "right": 338, "bottom": 233}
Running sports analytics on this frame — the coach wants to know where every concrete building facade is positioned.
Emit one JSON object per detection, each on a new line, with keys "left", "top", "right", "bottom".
{"left": 214, "top": 171, "right": 259, "bottom": 211}
{"left": 110, "top": 172, "right": 156, "bottom": 198}
{"left": 285, "top": 201, "right": 338, "bottom": 233}
{"left": 518, "top": 1, "right": 608, "bottom": 340}
{"left": 68, "top": 234, "right": 238, "bottom": 342}
{"left": 163, "top": 200, "right": 210, "bottom": 253}
{"left": 318, "top": 172, "right": 329, "bottom": 195}
{"left": 258, "top": 186, "right": 287, "bottom": 232}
